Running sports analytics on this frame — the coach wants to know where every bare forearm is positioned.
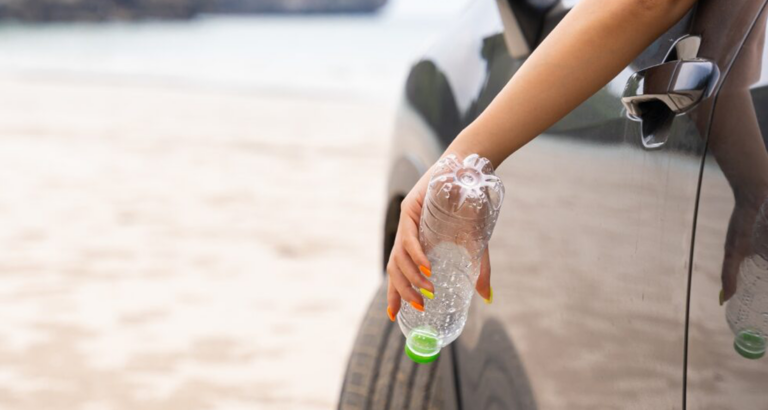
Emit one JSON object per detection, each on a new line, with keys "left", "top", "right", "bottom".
{"left": 448, "top": 0, "right": 698, "bottom": 167}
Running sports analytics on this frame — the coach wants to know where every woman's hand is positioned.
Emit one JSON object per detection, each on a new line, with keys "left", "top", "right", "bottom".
{"left": 385, "top": 168, "right": 494, "bottom": 322}
{"left": 720, "top": 190, "right": 768, "bottom": 304}
{"left": 720, "top": 200, "right": 757, "bottom": 305}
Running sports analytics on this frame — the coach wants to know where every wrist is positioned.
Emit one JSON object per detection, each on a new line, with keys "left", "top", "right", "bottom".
{"left": 445, "top": 128, "right": 505, "bottom": 170}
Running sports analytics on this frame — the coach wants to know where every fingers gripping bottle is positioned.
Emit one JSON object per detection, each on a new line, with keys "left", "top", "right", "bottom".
{"left": 726, "top": 201, "right": 768, "bottom": 360}
{"left": 398, "top": 154, "right": 505, "bottom": 364}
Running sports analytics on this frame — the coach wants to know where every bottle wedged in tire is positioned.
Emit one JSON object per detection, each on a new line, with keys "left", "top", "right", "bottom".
{"left": 397, "top": 154, "right": 505, "bottom": 364}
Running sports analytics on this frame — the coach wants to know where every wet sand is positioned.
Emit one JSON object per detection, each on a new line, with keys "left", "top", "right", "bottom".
{"left": 0, "top": 75, "right": 386, "bottom": 409}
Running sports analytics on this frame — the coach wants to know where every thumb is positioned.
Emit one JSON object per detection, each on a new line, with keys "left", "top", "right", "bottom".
{"left": 721, "top": 203, "right": 757, "bottom": 304}
{"left": 721, "top": 247, "right": 744, "bottom": 304}
{"left": 475, "top": 247, "right": 493, "bottom": 304}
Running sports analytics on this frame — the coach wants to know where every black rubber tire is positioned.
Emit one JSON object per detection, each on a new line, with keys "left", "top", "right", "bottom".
{"left": 338, "top": 282, "right": 452, "bottom": 410}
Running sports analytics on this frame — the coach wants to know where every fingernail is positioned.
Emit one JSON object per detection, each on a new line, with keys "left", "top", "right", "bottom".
{"left": 420, "top": 288, "right": 434, "bottom": 300}
{"left": 719, "top": 289, "right": 724, "bottom": 306}
{"left": 484, "top": 286, "right": 494, "bottom": 305}
{"left": 410, "top": 301, "right": 425, "bottom": 312}
{"left": 419, "top": 265, "right": 432, "bottom": 278}
{"left": 387, "top": 306, "right": 395, "bottom": 322}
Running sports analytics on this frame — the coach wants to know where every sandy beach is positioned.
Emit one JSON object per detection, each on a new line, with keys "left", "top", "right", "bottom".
{"left": 0, "top": 3, "right": 469, "bottom": 408}
{"left": 0, "top": 74, "right": 389, "bottom": 409}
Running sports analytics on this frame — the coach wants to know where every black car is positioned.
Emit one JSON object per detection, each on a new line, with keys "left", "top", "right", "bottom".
{"left": 340, "top": 0, "right": 768, "bottom": 408}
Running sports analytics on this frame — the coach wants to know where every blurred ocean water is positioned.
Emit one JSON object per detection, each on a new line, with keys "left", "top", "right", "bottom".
{"left": 0, "top": 0, "right": 470, "bottom": 99}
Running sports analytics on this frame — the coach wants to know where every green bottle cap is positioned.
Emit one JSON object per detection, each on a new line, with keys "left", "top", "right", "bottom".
{"left": 734, "top": 329, "right": 767, "bottom": 360}
{"left": 405, "top": 328, "right": 441, "bottom": 364}
{"left": 405, "top": 343, "right": 440, "bottom": 364}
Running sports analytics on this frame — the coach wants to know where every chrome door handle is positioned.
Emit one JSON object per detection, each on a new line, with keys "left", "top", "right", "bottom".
{"left": 621, "top": 36, "right": 718, "bottom": 149}
{"left": 622, "top": 59, "right": 716, "bottom": 117}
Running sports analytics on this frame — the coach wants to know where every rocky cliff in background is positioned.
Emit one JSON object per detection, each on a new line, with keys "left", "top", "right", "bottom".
{"left": 0, "top": 0, "right": 206, "bottom": 21}
{"left": 205, "top": 0, "right": 387, "bottom": 14}
{"left": 0, "top": 0, "right": 387, "bottom": 21}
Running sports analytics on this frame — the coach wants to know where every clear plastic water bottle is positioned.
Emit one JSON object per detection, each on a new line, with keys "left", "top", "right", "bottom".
{"left": 726, "top": 201, "right": 768, "bottom": 360}
{"left": 397, "top": 154, "right": 504, "bottom": 364}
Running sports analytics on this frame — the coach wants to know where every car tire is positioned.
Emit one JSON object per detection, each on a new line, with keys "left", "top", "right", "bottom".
{"left": 338, "top": 282, "right": 455, "bottom": 410}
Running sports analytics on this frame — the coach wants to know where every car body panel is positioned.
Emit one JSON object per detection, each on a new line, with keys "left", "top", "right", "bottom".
{"left": 686, "top": 2, "right": 768, "bottom": 409}
{"left": 384, "top": 0, "right": 768, "bottom": 408}
{"left": 452, "top": 4, "right": 704, "bottom": 409}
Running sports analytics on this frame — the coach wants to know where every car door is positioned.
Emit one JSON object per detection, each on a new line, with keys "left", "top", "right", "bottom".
{"left": 450, "top": 1, "right": 764, "bottom": 409}
{"left": 686, "top": 2, "right": 768, "bottom": 409}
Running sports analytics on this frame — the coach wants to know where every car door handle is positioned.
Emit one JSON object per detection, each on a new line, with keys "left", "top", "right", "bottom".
{"left": 622, "top": 59, "right": 716, "bottom": 117}
{"left": 622, "top": 36, "right": 718, "bottom": 149}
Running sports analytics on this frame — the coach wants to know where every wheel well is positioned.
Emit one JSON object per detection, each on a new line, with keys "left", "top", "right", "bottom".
{"left": 383, "top": 195, "right": 405, "bottom": 272}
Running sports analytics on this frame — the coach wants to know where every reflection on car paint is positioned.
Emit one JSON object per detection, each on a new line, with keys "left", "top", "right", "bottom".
{"left": 724, "top": 202, "right": 768, "bottom": 359}
{"left": 688, "top": 2, "right": 768, "bottom": 408}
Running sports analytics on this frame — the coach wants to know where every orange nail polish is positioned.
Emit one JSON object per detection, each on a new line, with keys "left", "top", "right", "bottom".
{"left": 387, "top": 307, "right": 396, "bottom": 322}
{"left": 410, "top": 301, "right": 425, "bottom": 312}
{"left": 419, "top": 265, "right": 432, "bottom": 278}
